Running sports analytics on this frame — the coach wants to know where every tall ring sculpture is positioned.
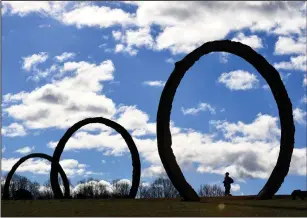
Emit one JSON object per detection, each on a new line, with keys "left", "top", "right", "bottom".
{"left": 156, "top": 40, "right": 295, "bottom": 201}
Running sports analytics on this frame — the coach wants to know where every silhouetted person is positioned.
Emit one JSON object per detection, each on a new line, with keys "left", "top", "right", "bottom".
{"left": 223, "top": 172, "right": 234, "bottom": 196}
{"left": 13, "top": 188, "right": 33, "bottom": 200}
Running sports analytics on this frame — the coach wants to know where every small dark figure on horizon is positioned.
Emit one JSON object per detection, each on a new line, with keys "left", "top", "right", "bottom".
{"left": 223, "top": 172, "right": 234, "bottom": 196}
{"left": 13, "top": 188, "right": 33, "bottom": 200}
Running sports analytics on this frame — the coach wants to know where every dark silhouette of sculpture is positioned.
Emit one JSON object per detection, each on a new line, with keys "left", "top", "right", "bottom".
{"left": 2, "top": 153, "right": 70, "bottom": 200}
{"left": 13, "top": 188, "right": 33, "bottom": 200}
{"left": 50, "top": 117, "right": 141, "bottom": 199}
{"left": 156, "top": 40, "right": 295, "bottom": 201}
{"left": 223, "top": 172, "right": 234, "bottom": 196}
{"left": 291, "top": 190, "right": 307, "bottom": 200}
{"left": 4, "top": 40, "right": 295, "bottom": 202}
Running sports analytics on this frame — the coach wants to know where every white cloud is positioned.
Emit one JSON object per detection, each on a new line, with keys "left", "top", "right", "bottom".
{"left": 274, "top": 36, "right": 306, "bottom": 55}
{"left": 142, "top": 165, "right": 166, "bottom": 178}
{"left": 219, "top": 52, "right": 229, "bottom": 64}
{"left": 303, "top": 75, "right": 307, "bottom": 87}
{"left": 114, "top": 44, "right": 138, "bottom": 56}
{"left": 232, "top": 33, "right": 263, "bottom": 49}
{"left": 140, "top": 1, "right": 305, "bottom": 54}
{"left": 166, "top": 58, "right": 175, "bottom": 64}
{"left": 27, "top": 64, "right": 58, "bottom": 82}
{"left": 262, "top": 84, "right": 270, "bottom": 90}
{"left": 211, "top": 113, "right": 280, "bottom": 142}
{"left": 2, "top": 146, "right": 6, "bottom": 153}
{"left": 55, "top": 52, "right": 76, "bottom": 62}
{"left": 59, "top": 4, "right": 136, "bottom": 28}
{"left": 4, "top": 2, "right": 306, "bottom": 56}
{"left": 124, "top": 27, "right": 154, "bottom": 48}
{"left": 1, "top": 157, "right": 89, "bottom": 177}
{"left": 300, "top": 95, "right": 307, "bottom": 104}
{"left": 98, "top": 43, "right": 107, "bottom": 48}
{"left": 218, "top": 70, "right": 259, "bottom": 90}
{"left": 143, "top": 80, "right": 165, "bottom": 87}
{"left": 3, "top": 1, "right": 52, "bottom": 16}
{"left": 22, "top": 52, "right": 48, "bottom": 71}
{"left": 112, "top": 27, "right": 154, "bottom": 55}
{"left": 231, "top": 184, "right": 241, "bottom": 192}
{"left": 3, "top": 92, "right": 29, "bottom": 105}
{"left": 181, "top": 103, "right": 216, "bottom": 115}
{"left": 2, "top": 123, "right": 27, "bottom": 137}
{"left": 273, "top": 55, "right": 306, "bottom": 72}
{"left": 112, "top": 30, "right": 123, "bottom": 41}
{"left": 116, "top": 105, "right": 150, "bottom": 130}
{"left": 293, "top": 108, "right": 307, "bottom": 125}
{"left": 44, "top": 105, "right": 306, "bottom": 180}
{"left": 4, "top": 60, "right": 116, "bottom": 130}
{"left": 15, "top": 146, "right": 35, "bottom": 154}
{"left": 38, "top": 24, "right": 51, "bottom": 28}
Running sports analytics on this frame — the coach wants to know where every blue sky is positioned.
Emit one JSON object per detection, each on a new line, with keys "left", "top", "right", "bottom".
{"left": 1, "top": 1, "right": 306, "bottom": 196}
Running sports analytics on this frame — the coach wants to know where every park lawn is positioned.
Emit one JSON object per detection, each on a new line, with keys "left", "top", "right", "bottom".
{"left": 2, "top": 196, "right": 307, "bottom": 217}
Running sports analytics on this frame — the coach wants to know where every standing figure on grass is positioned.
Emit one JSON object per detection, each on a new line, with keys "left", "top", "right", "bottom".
{"left": 223, "top": 172, "right": 234, "bottom": 196}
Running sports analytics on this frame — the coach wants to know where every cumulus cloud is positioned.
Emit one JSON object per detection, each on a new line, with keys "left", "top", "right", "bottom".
{"left": 143, "top": 80, "right": 165, "bottom": 87}
{"left": 59, "top": 4, "right": 136, "bottom": 28}
{"left": 231, "top": 184, "right": 241, "bottom": 192}
{"left": 112, "top": 30, "right": 123, "bottom": 41}
{"left": 3, "top": 60, "right": 116, "bottom": 130}
{"left": 55, "top": 52, "right": 76, "bottom": 62}
{"left": 22, "top": 52, "right": 48, "bottom": 71}
{"left": 181, "top": 103, "right": 216, "bottom": 115}
{"left": 27, "top": 64, "right": 58, "bottom": 82}
{"left": 303, "top": 75, "right": 307, "bottom": 87}
{"left": 211, "top": 113, "right": 280, "bottom": 142}
{"left": 274, "top": 36, "right": 306, "bottom": 55}
{"left": 217, "top": 70, "right": 259, "bottom": 90}
{"left": 3, "top": 2, "right": 306, "bottom": 55}
{"left": 293, "top": 108, "right": 307, "bottom": 125}
{"left": 15, "top": 146, "right": 35, "bottom": 154}
{"left": 1, "top": 158, "right": 90, "bottom": 177}
{"left": 44, "top": 107, "right": 306, "bottom": 180}
{"left": 273, "top": 55, "right": 307, "bottom": 72}
{"left": 114, "top": 44, "right": 138, "bottom": 56}
{"left": 2, "top": 123, "right": 27, "bottom": 137}
{"left": 231, "top": 33, "right": 263, "bottom": 49}
{"left": 112, "top": 27, "right": 154, "bottom": 55}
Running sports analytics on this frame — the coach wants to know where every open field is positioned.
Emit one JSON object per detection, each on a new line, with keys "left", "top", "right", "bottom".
{"left": 2, "top": 195, "right": 307, "bottom": 217}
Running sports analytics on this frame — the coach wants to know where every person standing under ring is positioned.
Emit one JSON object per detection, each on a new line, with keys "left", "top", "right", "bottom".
{"left": 223, "top": 172, "right": 234, "bottom": 196}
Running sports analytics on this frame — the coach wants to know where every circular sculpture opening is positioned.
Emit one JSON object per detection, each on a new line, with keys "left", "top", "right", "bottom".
{"left": 50, "top": 117, "right": 141, "bottom": 199}
{"left": 156, "top": 40, "right": 295, "bottom": 201}
{"left": 3, "top": 153, "right": 70, "bottom": 200}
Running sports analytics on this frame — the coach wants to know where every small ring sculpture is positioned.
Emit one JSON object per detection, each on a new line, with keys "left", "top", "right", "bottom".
{"left": 2, "top": 153, "right": 70, "bottom": 199}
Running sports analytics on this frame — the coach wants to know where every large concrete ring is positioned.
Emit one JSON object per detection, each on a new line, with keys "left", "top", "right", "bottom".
{"left": 50, "top": 117, "right": 141, "bottom": 199}
{"left": 2, "top": 153, "right": 70, "bottom": 199}
{"left": 156, "top": 40, "right": 295, "bottom": 201}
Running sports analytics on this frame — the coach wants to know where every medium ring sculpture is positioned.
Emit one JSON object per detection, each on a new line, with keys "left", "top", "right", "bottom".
{"left": 156, "top": 40, "right": 295, "bottom": 201}
{"left": 2, "top": 153, "right": 70, "bottom": 200}
{"left": 50, "top": 117, "right": 141, "bottom": 199}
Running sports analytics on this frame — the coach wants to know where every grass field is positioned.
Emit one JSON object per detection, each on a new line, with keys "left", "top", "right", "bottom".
{"left": 2, "top": 195, "right": 307, "bottom": 217}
